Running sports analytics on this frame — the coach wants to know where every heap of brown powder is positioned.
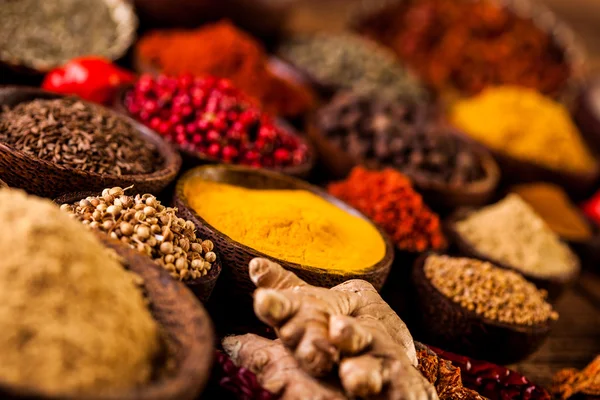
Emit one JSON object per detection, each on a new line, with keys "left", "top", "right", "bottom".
{"left": 0, "top": 189, "right": 160, "bottom": 395}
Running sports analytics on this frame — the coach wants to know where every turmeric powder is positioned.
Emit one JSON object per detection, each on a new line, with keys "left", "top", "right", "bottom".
{"left": 183, "top": 179, "right": 386, "bottom": 273}
{"left": 451, "top": 86, "right": 596, "bottom": 173}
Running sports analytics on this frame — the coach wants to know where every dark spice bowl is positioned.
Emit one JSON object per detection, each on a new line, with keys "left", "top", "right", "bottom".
{"left": 114, "top": 84, "right": 316, "bottom": 179}
{"left": 0, "top": 86, "right": 181, "bottom": 198}
{"left": 306, "top": 118, "right": 501, "bottom": 211}
{"left": 412, "top": 253, "right": 554, "bottom": 365}
{"left": 0, "top": 233, "right": 214, "bottom": 400}
{"left": 172, "top": 164, "right": 395, "bottom": 301}
{"left": 0, "top": 0, "right": 137, "bottom": 75}
{"left": 54, "top": 190, "right": 221, "bottom": 304}
{"left": 445, "top": 208, "right": 581, "bottom": 301}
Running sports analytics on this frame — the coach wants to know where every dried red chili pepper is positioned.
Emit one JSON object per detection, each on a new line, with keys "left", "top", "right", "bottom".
{"left": 429, "top": 345, "right": 551, "bottom": 400}
{"left": 211, "top": 350, "right": 275, "bottom": 400}
{"left": 328, "top": 166, "right": 446, "bottom": 252}
{"left": 42, "top": 57, "right": 135, "bottom": 105}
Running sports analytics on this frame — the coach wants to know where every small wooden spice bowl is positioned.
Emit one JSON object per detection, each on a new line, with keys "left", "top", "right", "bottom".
{"left": 0, "top": 86, "right": 181, "bottom": 199}
{"left": 0, "top": 234, "right": 214, "bottom": 400}
{"left": 173, "top": 164, "right": 395, "bottom": 300}
{"left": 412, "top": 253, "right": 554, "bottom": 365}
{"left": 0, "top": 0, "right": 137, "bottom": 75}
{"left": 54, "top": 190, "right": 221, "bottom": 304}
{"left": 114, "top": 84, "right": 316, "bottom": 180}
{"left": 445, "top": 208, "right": 581, "bottom": 301}
{"left": 306, "top": 118, "right": 501, "bottom": 210}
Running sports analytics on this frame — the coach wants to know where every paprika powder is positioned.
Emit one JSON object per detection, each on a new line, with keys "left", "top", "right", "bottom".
{"left": 328, "top": 167, "right": 446, "bottom": 252}
{"left": 136, "top": 21, "right": 315, "bottom": 118}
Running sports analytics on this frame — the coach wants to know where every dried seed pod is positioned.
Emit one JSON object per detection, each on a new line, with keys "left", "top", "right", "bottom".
{"left": 137, "top": 226, "right": 150, "bottom": 240}
{"left": 160, "top": 242, "right": 173, "bottom": 255}
{"left": 65, "top": 188, "right": 218, "bottom": 282}
{"left": 201, "top": 240, "right": 214, "bottom": 253}
{"left": 205, "top": 251, "right": 217, "bottom": 263}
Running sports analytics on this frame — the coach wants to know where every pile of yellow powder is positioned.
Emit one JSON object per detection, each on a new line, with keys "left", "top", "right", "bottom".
{"left": 0, "top": 189, "right": 160, "bottom": 395}
{"left": 451, "top": 86, "right": 597, "bottom": 174}
{"left": 184, "top": 179, "right": 386, "bottom": 273}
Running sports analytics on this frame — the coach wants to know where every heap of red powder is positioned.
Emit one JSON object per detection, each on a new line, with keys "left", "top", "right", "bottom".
{"left": 328, "top": 166, "right": 446, "bottom": 252}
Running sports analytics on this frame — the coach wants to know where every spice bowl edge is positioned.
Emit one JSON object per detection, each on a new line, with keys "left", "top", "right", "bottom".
{"left": 411, "top": 253, "right": 554, "bottom": 365}
{"left": 113, "top": 84, "right": 316, "bottom": 180}
{"left": 53, "top": 190, "right": 221, "bottom": 304}
{"left": 444, "top": 208, "right": 581, "bottom": 301}
{"left": 172, "top": 164, "right": 395, "bottom": 304}
{"left": 0, "top": 86, "right": 182, "bottom": 198}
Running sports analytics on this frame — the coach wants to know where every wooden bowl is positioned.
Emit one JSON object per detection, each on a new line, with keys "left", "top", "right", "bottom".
{"left": 173, "top": 164, "right": 395, "bottom": 299}
{"left": 54, "top": 190, "right": 221, "bottom": 304}
{"left": 350, "top": 0, "right": 587, "bottom": 106}
{"left": 0, "top": 0, "right": 137, "bottom": 75}
{"left": 412, "top": 253, "right": 554, "bottom": 364}
{"left": 445, "top": 208, "right": 581, "bottom": 300}
{"left": 307, "top": 119, "right": 500, "bottom": 210}
{"left": 114, "top": 84, "right": 315, "bottom": 179}
{"left": 0, "top": 233, "right": 214, "bottom": 400}
{"left": 0, "top": 86, "right": 181, "bottom": 199}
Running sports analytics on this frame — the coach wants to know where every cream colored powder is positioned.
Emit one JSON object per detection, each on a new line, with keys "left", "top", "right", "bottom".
{"left": 0, "top": 189, "right": 160, "bottom": 395}
{"left": 456, "top": 194, "right": 578, "bottom": 278}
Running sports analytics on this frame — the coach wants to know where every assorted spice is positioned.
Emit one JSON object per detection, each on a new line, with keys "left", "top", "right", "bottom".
{"left": 0, "top": 97, "right": 162, "bottom": 175}
{"left": 125, "top": 75, "right": 309, "bottom": 169}
{"left": 136, "top": 21, "right": 314, "bottom": 117}
{"left": 61, "top": 187, "right": 216, "bottom": 281}
{"left": 0, "top": 189, "right": 160, "bottom": 395}
{"left": 0, "top": 0, "right": 119, "bottom": 68}
{"left": 551, "top": 355, "right": 600, "bottom": 400}
{"left": 328, "top": 167, "right": 446, "bottom": 252}
{"left": 278, "top": 33, "right": 426, "bottom": 101}
{"left": 183, "top": 178, "right": 386, "bottom": 272}
{"left": 455, "top": 194, "right": 579, "bottom": 279}
{"left": 358, "top": 0, "right": 570, "bottom": 96}
{"left": 451, "top": 86, "right": 596, "bottom": 174}
{"left": 424, "top": 255, "right": 558, "bottom": 325}
{"left": 512, "top": 183, "right": 593, "bottom": 241}
{"left": 429, "top": 345, "right": 552, "bottom": 400}
{"left": 317, "top": 91, "right": 485, "bottom": 186}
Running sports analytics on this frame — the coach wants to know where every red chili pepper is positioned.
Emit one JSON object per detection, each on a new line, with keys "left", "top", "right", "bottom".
{"left": 42, "top": 57, "right": 136, "bottom": 105}
{"left": 581, "top": 191, "right": 600, "bottom": 226}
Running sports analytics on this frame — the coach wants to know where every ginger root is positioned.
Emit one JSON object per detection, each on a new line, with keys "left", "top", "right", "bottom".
{"left": 223, "top": 334, "right": 346, "bottom": 400}
{"left": 248, "top": 257, "right": 438, "bottom": 399}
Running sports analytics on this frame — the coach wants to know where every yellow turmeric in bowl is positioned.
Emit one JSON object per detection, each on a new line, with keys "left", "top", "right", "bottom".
{"left": 183, "top": 179, "right": 386, "bottom": 273}
{"left": 450, "top": 86, "right": 596, "bottom": 173}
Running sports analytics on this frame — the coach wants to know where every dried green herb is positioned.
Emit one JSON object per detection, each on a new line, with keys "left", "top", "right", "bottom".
{"left": 0, "top": 0, "right": 117, "bottom": 67}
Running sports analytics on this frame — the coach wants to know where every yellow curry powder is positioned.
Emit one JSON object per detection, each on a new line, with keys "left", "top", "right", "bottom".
{"left": 512, "top": 183, "right": 592, "bottom": 241}
{"left": 184, "top": 179, "right": 386, "bottom": 272}
{"left": 450, "top": 86, "right": 596, "bottom": 173}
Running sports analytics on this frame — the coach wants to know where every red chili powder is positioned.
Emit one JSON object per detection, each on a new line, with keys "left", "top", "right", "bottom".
{"left": 328, "top": 167, "right": 446, "bottom": 252}
{"left": 136, "top": 20, "right": 314, "bottom": 117}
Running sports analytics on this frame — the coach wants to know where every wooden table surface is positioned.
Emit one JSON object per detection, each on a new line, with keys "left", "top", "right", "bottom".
{"left": 511, "top": 270, "right": 600, "bottom": 388}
